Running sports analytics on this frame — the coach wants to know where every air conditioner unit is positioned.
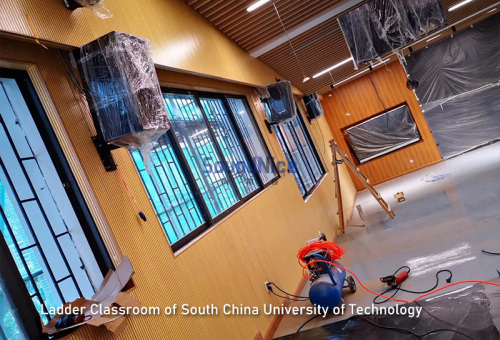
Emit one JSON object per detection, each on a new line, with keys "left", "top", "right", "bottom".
{"left": 75, "top": 31, "right": 170, "bottom": 150}
{"left": 266, "top": 80, "right": 296, "bottom": 124}
{"left": 303, "top": 93, "right": 323, "bottom": 121}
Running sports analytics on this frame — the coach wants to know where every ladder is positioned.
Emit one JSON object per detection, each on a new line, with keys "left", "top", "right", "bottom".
{"left": 330, "top": 139, "right": 395, "bottom": 233}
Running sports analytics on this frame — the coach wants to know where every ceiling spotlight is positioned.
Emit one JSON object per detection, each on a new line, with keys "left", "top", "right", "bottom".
{"left": 302, "top": 77, "right": 310, "bottom": 83}
{"left": 247, "top": 0, "right": 270, "bottom": 12}
{"left": 449, "top": 0, "right": 474, "bottom": 12}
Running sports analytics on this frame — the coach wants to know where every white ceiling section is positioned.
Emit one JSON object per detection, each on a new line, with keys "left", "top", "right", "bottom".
{"left": 184, "top": 0, "right": 500, "bottom": 94}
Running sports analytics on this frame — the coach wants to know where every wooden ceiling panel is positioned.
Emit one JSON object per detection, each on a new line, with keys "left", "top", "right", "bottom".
{"left": 183, "top": 0, "right": 500, "bottom": 94}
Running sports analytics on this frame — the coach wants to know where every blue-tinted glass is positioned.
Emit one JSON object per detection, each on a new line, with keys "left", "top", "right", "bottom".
{"left": 0, "top": 277, "right": 26, "bottom": 340}
{"left": 0, "top": 79, "right": 99, "bottom": 325}
{"left": 262, "top": 102, "right": 323, "bottom": 196}
{"left": 227, "top": 98, "right": 277, "bottom": 184}
{"left": 164, "top": 93, "right": 239, "bottom": 218}
{"left": 131, "top": 135, "right": 205, "bottom": 245}
{"left": 200, "top": 97, "right": 259, "bottom": 197}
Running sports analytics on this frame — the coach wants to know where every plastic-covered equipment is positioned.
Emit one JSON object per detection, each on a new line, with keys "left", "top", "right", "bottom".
{"left": 303, "top": 93, "right": 324, "bottom": 120}
{"left": 338, "top": 0, "right": 446, "bottom": 67}
{"left": 73, "top": 0, "right": 112, "bottom": 19}
{"left": 405, "top": 13, "right": 500, "bottom": 159}
{"left": 266, "top": 81, "right": 296, "bottom": 124}
{"left": 345, "top": 104, "right": 421, "bottom": 163}
{"left": 76, "top": 31, "right": 170, "bottom": 150}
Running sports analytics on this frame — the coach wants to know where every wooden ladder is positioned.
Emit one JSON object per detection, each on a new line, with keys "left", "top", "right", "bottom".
{"left": 330, "top": 139, "right": 395, "bottom": 233}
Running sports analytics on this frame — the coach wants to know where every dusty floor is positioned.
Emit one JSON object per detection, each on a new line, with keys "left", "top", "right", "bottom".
{"left": 274, "top": 142, "right": 500, "bottom": 337}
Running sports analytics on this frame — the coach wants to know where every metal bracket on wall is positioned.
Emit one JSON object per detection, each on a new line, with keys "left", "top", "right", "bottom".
{"left": 264, "top": 119, "right": 278, "bottom": 134}
{"left": 91, "top": 135, "right": 119, "bottom": 172}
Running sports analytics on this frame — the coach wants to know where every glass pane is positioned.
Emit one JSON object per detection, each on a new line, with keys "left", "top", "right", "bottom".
{"left": 131, "top": 135, "right": 205, "bottom": 245}
{"left": 164, "top": 93, "right": 239, "bottom": 217}
{"left": 0, "top": 277, "right": 26, "bottom": 340}
{"left": 0, "top": 77, "right": 100, "bottom": 325}
{"left": 281, "top": 123, "right": 315, "bottom": 192}
{"left": 227, "top": 98, "right": 276, "bottom": 184}
{"left": 289, "top": 114, "right": 323, "bottom": 181}
{"left": 200, "top": 97, "right": 259, "bottom": 197}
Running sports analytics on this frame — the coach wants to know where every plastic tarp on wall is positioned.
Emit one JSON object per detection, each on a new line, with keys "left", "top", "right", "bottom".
{"left": 406, "top": 13, "right": 500, "bottom": 159}
{"left": 345, "top": 104, "right": 421, "bottom": 163}
{"left": 339, "top": 0, "right": 446, "bottom": 67}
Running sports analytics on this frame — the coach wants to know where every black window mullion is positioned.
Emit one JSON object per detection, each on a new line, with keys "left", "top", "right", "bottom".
{"left": 222, "top": 96, "right": 265, "bottom": 189}
{"left": 295, "top": 108, "right": 325, "bottom": 178}
{"left": 166, "top": 129, "right": 213, "bottom": 226}
{"left": 275, "top": 126, "right": 308, "bottom": 194}
{"left": 193, "top": 94, "right": 243, "bottom": 201}
{"left": 287, "top": 120, "right": 317, "bottom": 185}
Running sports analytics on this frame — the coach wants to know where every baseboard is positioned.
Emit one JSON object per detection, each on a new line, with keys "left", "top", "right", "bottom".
{"left": 263, "top": 276, "right": 308, "bottom": 340}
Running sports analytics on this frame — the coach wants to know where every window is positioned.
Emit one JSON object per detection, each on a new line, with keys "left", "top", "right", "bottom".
{"left": 343, "top": 104, "right": 421, "bottom": 164}
{"left": 131, "top": 90, "right": 277, "bottom": 251}
{"left": 263, "top": 101, "right": 325, "bottom": 197}
{"left": 0, "top": 70, "right": 111, "bottom": 330}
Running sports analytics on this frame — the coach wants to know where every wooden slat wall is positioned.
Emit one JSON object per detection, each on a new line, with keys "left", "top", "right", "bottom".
{"left": 0, "top": 0, "right": 293, "bottom": 92}
{"left": 321, "top": 61, "right": 443, "bottom": 191}
{"left": 0, "top": 37, "right": 357, "bottom": 340}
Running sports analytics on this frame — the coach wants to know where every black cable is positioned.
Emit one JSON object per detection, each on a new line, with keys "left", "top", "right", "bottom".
{"left": 482, "top": 249, "right": 500, "bottom": 255}
{"left": 354, "top": 315, "right": 475, "bottom": 340}
{"left": 269, "top": 290, "right": 309, "bottom": 302}
{"left": 373, "top": 269, "right": 452, "bottom": 305}
{"left": 297, "top": 314, "right": 321, "bottom": 333}
{"left": 269, "top": 282, "right": 309, "bottom": 299}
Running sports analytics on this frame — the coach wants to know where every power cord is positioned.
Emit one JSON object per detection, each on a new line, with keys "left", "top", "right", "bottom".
{"left": 297, "top": 314, "right": 321, "bottom": 333}
{"left": 267, "top": 282, "right": 309, "bottom": 301}
{"left": 374, "top": 268, "right": 452, "bottom": 305}
{"left": 482, "top": 249, "right": 500, "bottom": 255}
{"left": 353, "top": 315, "right": 475, "bottom": 340}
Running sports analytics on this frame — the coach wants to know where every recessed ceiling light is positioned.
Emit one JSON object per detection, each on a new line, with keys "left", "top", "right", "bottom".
{"left": 303, "top": 77, "right": 310, "bottom": 83}
{"left": 247, "top": 0, "right": 270, "bottom": 12}
{"left": 328, "top": 94, "right": 332, "bottom": 97}
{"left": 426, "top": 34, "right": 442, "bottom": 42}
{"left": 449, "top": 0, "right": 474, "bottom": 12}
{"left": 313, "top": 58, "right": 353, "bottom": 79}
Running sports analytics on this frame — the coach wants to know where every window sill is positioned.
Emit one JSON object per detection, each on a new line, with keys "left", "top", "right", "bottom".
{"left": 304, "top": 172, "right": 329, "bottom": 204}
{"left": 173, "top": 176, "right": 284, "bottom": 257}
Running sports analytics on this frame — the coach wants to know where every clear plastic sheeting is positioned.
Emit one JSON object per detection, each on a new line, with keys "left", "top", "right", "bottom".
{"left": 77, "top": 31, "right": 170, "bottom": 154}
{"left": 346, "top": 104, "right": 420, "bottom": 163}
{"left": 74, "top": 0, "right": 112, "bottom": 19}
{"left": 338, "top": 0, "right": 446, "bottom": 67}
{"left": 266, "top": 81, "right": 296, "bottom": 124}
{"left": 303, "top": 93, "right": 324, "bottom": 120}
{"left": 276, "top": 283, "right": 500, "bottom": 339}
{"left": 406, "top": 13, "right": 500, "bottom": 159}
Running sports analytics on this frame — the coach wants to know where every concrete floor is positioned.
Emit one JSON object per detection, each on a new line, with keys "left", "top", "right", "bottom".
{"left": 274, "top": 142, "right": 500, "bottom": 337}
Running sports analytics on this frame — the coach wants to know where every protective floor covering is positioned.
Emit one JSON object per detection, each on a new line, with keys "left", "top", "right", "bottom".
{"left": 274, "top": 142, "right": 500, "bottom": 338}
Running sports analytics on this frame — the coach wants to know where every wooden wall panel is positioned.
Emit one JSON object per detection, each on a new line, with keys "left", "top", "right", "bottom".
{"left": 0, "top": 0, "right": 300, "bottom": 93}
{"left": 0, "top": 37, "right": 356, "bottom": 340}
{"left": 321, "top": 62, "right": 442, "bottom": 191}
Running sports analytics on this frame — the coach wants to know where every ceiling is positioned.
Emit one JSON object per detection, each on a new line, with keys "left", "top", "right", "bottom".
{"left": 184, "top": 0, "right": 500, "bottom": 94}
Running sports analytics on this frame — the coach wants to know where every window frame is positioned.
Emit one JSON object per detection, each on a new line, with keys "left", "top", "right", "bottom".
{"left": 133, "top": 88, "right": 279, "bottom": 252}
{"left": 262, "top": 99, "right": 325, "bottom": 198}
{"left": 0, "top": 68, "right": 113, "bottom": 335}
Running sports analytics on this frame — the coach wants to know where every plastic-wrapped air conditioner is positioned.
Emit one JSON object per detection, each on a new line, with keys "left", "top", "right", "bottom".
{"left": 76, "top": 31, "right": 170, "bottom": 149}
{"left": 266, "top": 80, "right": 296, "bottom": 124}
